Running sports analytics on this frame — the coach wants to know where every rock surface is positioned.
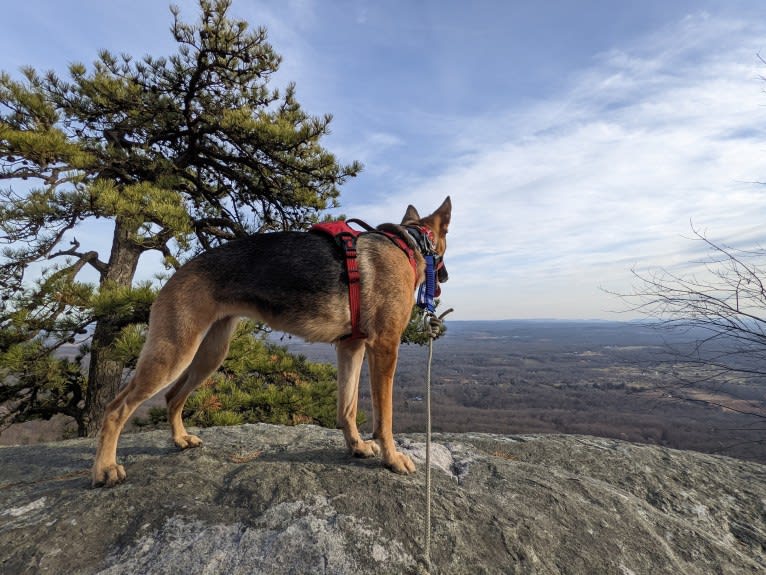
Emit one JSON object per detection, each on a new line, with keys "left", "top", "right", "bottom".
{"left": 0, "top": 424, "right": 764, "bottom": 574}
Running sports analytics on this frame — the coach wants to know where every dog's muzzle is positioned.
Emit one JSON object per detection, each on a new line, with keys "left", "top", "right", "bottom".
{"left": 436, "top": 258, "right": 448, "bottom": 283}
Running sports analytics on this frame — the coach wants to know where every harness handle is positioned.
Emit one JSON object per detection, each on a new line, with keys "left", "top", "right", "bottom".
{"left": 345, "top": 218, "right": 378, "bottom": 233}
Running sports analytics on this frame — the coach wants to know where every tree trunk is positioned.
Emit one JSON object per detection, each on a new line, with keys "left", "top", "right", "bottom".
{"left": 82, "top": 219, "right": 144, "bottom": 436}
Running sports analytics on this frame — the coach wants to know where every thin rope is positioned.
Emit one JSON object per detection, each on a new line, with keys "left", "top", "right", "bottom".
{"left": 425, "top": 335, "right": 434, "bottom": 574}
{"left": 421, "top": 307, "right": 452, "bottom": 575}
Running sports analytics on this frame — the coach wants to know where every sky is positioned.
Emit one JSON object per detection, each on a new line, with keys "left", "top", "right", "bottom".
{"left": 1, "top": 0, "right": 766, "bottom": 320}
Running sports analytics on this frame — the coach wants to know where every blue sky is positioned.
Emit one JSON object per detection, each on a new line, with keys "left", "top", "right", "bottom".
{"left": 2, "top": 1, "right": 766, "bottom": 320}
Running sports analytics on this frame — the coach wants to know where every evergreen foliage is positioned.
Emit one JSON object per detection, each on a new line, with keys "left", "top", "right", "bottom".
{"left": 0, "top": 0, "right": 360, "bottom": 435}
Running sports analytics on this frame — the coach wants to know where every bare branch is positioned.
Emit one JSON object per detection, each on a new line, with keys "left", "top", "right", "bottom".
{"left": 609, "top": 226, "right": 766, "bottom": 420}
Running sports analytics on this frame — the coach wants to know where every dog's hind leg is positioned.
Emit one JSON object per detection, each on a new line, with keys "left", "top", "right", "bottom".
{"left": 165, "top": 316, "right": 239, "bottom": 450}
{"left": 92, "top": 314, "right": 213, "bottom": 488}
{"left": 367, "top": 338, "right": 416, "bottom": 474}
{"left": 336, "top": 338, "right": 380, "bottom": 458}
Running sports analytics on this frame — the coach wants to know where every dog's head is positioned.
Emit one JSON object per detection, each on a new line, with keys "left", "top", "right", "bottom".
{"left": 401, "top": 196, "right": 451, "bottom": 283}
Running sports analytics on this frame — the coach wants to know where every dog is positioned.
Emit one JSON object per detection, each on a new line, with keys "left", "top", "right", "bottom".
{"left": 91, "top": 197, "right": 451, "bottom": 487}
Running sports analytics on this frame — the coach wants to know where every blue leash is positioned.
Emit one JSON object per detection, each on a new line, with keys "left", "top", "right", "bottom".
{"left": 417, "top": 254, "right": 437, "bottom": 313}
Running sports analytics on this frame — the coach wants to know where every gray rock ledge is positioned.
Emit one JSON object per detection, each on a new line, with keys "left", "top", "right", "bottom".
{"left": 0, "top": 424, "right": 764, "bottom": 574}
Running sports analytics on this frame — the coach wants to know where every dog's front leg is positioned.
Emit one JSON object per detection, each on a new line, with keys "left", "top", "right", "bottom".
{"left": 336, "top": 339, "right": 379, "bottom": 458}
{"left": 367, "top": 341, "right": 416, "bottom": 474}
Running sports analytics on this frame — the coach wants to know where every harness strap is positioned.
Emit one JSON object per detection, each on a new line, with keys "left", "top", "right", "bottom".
{"left": 310, "top": 219, "right": 429, "bottom": 340}
{"left": 311, "top": 222, "right": 365, "bottom": 340}
{"left": 337, "top": 232, "right": 366, "bottom": 340}
{"left": 382, "top": 234, "right": 418, "bottom": 288}
{"left": 351, "top": 219, "right": 419, "bottom": 286}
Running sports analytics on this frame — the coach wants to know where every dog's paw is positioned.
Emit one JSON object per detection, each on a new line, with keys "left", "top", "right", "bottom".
{"left": 174, "top": 434, "right": 203, "bottom": 450}
{"left": 351, "top": 439, "right": 381, "bottom": 459}
{"left": 92, "top": 463, "right": 126, "bottom": 488}
{"left": 384, "top": 451, "right": 416, "bottom": 475}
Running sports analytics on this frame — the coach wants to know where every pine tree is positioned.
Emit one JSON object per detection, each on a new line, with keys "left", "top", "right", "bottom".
{"left": 0, "top": 0, "right": 360, "bottom": 436}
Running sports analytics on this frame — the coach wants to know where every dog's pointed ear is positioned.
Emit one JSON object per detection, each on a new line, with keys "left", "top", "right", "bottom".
{"left": 401, "top": 204, "right": 421, "bottom": 224}
{"left": 435, "top": 196, "right": 452, "bottom": 224}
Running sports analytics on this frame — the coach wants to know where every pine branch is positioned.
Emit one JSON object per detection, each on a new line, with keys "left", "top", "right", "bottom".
{"left": 48, "top": 238, "right": 108, "bottom": 276}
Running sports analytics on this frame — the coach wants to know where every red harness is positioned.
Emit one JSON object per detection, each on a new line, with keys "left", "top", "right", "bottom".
{"left": 310, "top": 220, "right": 419, "bottom": 340}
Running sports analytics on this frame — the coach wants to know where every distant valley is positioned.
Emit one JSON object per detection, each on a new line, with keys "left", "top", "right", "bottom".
{"left": 283, "top": 320, "right": 766, "bottom": 464}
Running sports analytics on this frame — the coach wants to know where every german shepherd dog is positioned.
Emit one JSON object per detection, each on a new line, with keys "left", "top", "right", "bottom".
{"left": 92, "top": 197, "right": 451, "bottom": 487}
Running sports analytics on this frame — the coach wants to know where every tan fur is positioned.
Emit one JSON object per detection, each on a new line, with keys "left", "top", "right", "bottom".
{"left": 91, "top": 197, "right": 452, "bottom": 487}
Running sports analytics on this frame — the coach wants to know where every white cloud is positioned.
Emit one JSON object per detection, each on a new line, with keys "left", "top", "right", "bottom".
{"left": 384, "top": 14, "right": 766, "bottom": 319}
